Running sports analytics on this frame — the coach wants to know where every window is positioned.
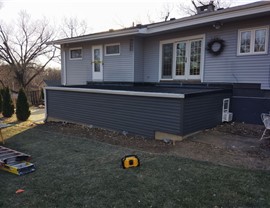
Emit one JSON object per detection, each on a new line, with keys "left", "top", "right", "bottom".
{"left": 105, "top": 43, "right": 120, "bottom": 56}
{"left": 70, "top": 48, "right": 82, "bottom": 60}
{"left": 238, "top": 27, "right": 269, "bottom": 55}
{"left": 160, "top": 35, "right": 204, "bottom": 80}
{"left": 161, "top": 43, "right": 173, "bottom": 78}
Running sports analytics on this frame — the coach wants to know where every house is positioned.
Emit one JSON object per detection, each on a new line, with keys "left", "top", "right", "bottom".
{"left": 45, "top": 1, "right": 270, "bottom": 139}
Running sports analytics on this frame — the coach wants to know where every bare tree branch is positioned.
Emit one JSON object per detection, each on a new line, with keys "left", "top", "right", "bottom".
{"left": 60, "top": 16, "right": 89, "bottom": 38}
{"left": 178, "top": 0, "right": 232, "bottom": 16}
{"left": 0, "top": 11, "right": 57, "bottom": 91}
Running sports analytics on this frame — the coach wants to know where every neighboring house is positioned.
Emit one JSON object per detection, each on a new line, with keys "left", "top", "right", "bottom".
{"left": 45, "top": 2, "right": 270, "bottom": 139}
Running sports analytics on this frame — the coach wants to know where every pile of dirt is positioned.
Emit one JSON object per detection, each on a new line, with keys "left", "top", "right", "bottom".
{"left": 214, "top": 122, "right": 265, "bottom": 138}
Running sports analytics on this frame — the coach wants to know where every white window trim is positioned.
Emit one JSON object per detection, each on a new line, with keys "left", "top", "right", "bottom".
{"left": 69, "top": 47, "right": 83, "bottom": 60}
{"left": 237, "top": 26, "right": 269, "bottom": 56}
{"left": 159, "top": 34, "right": 205, "bottom": 82}
{"left": 105, "top": 43, "right": 120, "bottom": 56}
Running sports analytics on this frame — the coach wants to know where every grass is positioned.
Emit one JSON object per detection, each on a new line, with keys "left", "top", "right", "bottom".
{"left": 1, "top": 125, "right": 270, "bottom": 208}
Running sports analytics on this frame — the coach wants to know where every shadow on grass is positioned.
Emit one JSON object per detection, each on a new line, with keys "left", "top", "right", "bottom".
{"left": 1, "top": 125, "right": 270, "bottom": 208}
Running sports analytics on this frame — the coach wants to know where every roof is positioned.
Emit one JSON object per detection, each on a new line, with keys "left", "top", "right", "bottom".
{"left": 46, "top": 84, "right": 231, "bottom": 99}
{"left": 44, "top": 79, "right": 61, "bottom": 87}
{"left": 48, "top": 1, "right": 270, "bottom": 45}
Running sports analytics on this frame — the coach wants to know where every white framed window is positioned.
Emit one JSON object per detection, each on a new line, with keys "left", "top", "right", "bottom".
{"left": 159, "top": 34, "right": 205, "bottom": 81}
{"left": 238, "top": 26, "right": 269, "bottom": 56}
{"left": 69, "top": 47, "right": 82, "bottom": 60}
{"left": 105, "top": 43, "right": 120, "bottom": 56}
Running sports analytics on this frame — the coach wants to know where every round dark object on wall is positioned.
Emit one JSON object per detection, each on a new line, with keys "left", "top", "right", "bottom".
{"left": 207, "top": 38, "right": 225, "bottom": 56}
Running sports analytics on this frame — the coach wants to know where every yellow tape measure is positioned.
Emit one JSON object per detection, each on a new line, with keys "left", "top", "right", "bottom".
{"left": 121, "top": 155, "right": 140, "bottom": 169}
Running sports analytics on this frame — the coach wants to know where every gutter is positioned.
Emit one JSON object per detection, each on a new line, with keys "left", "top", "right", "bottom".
{"left": 48, "top": 28, "right": 140, "bottom": 45}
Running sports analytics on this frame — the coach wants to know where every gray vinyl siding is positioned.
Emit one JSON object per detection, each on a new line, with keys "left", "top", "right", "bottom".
{"left": 143, "top": 29, "right": 209, "bottom": 82}
{"left": 134, "top": 37, "right": 144, "bottom": 82}
{"left": 204, "top": 16, "right": 270, "bottom": 89}
{"left": 103, "top": 39, "right": 134, "bottom": 82}
{"left": 46, "top": 89, "right": 182, "bottom": 137}
{"left": 143, "top": 37, "right": 160, "bottom": 82}
{"left": 142, "top": 16, "right": 270, "bottom": 88}
{"left": 183, "top": 93, "right": 230, "bottom": 135}
{"left": 62, "top": 37, "right": 134, "bottom": 85}
{"left": 64, "top": 44, "right": 91, "bottom": 85}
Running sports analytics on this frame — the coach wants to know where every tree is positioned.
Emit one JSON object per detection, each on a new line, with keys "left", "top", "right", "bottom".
{"left": 178, "top": 0, "right": 232, "bottom": 16}
{"left": 2, "top": 87, "right": 14, "bottom": 117}
{"left": 60, "top": 16, "right": 89, "bottom": 38}
{"left": 16, "top": 88, "right": 30, "bottom": 121}
{"left": 0, "top": 90, "right": 2, "bottom": 113}
{"left": 0, "top": 11, "right": 57, "bottom": 91}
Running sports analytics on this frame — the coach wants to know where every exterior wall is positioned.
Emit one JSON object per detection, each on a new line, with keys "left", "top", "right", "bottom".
{"left": 183, "top": 93, "right": 231, "bottom": 135}
{"left": 46, "top": 89, "right": 183, "bottom": 137}
{"left": 62, "top": 37, "right": 134, "bottom": 85}
{"left": 204, "top": 16, "right": 270, "bottom": 89}
{"left": 103, "top": 38, "right": 134, "bottom": 82}
{"left": 142, "top": 16, "right": 270, "bottom": 89}
{"left": 231, "top": 86, "right": 270, "bottom": 124}
{"left": 134, "top": 37, "right": 144, "bottom": 82}
{"left": 143, "top": 28, "right": 209, "bottom": 82}
{"left": 63, "top": 43, "right": 91, "bottom": 85}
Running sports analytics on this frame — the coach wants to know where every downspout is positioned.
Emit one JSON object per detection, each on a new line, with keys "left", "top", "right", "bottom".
{"left": 43, "top": 87, "right": 48, "bottom": 122}
{"left": 62, "top": 49, "right": 67, "bottom": 85}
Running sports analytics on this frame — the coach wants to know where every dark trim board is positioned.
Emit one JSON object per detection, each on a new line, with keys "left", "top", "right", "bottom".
{"left": 45, "top": 87, "right": 231, "bottom": 138}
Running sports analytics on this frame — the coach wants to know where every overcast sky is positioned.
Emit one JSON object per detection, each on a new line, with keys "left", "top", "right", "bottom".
{"left": 0, "top": 0, "right": 262, "bottom": 33}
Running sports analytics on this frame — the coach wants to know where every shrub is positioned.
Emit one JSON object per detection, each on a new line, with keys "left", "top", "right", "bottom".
{"left": 16, "top": 89, "right": 31, "bottom": 121}
{"left": 2, "top": 87, "right": 14, "bottom": 117}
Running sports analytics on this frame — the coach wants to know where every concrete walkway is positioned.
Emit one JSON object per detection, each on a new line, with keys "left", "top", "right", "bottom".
{"left": 29, "top": 107, "right": 45, "bottom": 124}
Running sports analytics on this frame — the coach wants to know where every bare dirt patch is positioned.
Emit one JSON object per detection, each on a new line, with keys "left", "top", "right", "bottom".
{"left": 37, "top": 121, "right": 270, "bottom": 171}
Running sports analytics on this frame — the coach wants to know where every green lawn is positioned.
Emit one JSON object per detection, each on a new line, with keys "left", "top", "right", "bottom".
{"left": 1, "top": 125, "right": 270, "bottom": 207}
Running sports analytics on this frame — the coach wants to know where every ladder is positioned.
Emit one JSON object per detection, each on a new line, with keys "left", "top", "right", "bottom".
{"left": 0, "top": 123, "right": 12, "bottom": 144}
{"left": 0, "top": 146, "right": 36, "bottom": 176}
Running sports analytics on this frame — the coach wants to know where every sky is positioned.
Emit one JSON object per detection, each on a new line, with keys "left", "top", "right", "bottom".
{"left": 0, "top": 0, "right": 262, "bottom": 67}
{"left": 0, "top": 0, "right": 262, "bottom": 34}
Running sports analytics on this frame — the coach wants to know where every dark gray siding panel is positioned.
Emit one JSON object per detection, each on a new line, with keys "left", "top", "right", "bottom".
{"left": 134, "top": 37, "right": 144, "bottom": 82}
{"left": 46, "top": 90, "right": 183, "bottom": 137}
{"left": 183, "top": 93, "right": 231, "bottom": 135}
{"left": 232, "top": 97, "right": 270, "bottom": 124}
